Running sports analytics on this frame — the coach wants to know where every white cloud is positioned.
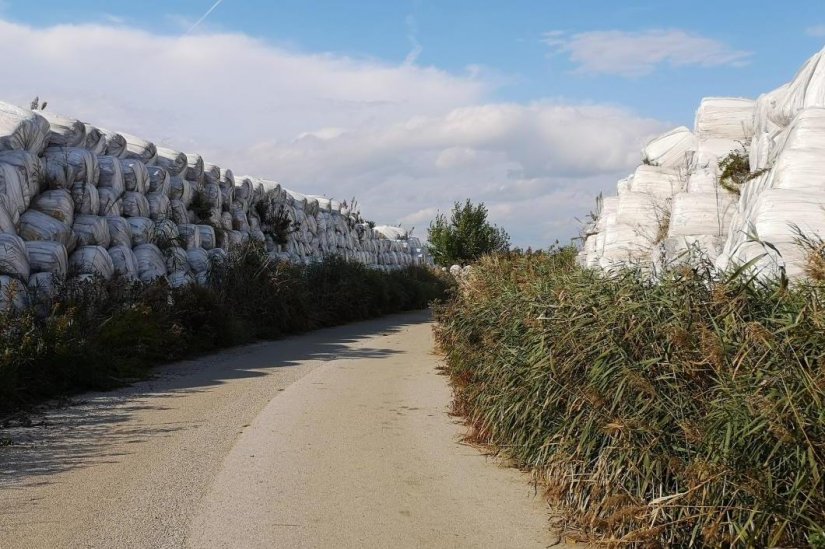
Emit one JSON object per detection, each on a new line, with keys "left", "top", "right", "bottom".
{"left": 0, "top": 18, "right": 665, "bottom": 246}
{"left": 806, "top": 25, "right": 825, "bottom": 37}
{"left": 544, "top": 29, "right": 752, "bottom": 77}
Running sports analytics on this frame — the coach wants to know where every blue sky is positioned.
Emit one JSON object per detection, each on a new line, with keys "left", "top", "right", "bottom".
{"left": 1, "top": 1, "right": 824, "bottom": 245}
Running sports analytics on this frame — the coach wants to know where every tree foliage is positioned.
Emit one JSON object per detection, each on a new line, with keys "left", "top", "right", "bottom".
{"left": 427, "top": 199, "right": 509, "bottom": 266}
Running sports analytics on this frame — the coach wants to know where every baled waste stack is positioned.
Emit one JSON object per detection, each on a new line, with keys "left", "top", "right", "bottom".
{"left": 580, "top": 44, "right": 825, "bottom": 280}
{"left": 0, "top": 102, "right": 433, "bottom": 311}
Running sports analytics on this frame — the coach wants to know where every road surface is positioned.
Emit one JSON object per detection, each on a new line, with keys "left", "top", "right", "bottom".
{"left": 0, "top": 311, "right": 565, "bottom": 548}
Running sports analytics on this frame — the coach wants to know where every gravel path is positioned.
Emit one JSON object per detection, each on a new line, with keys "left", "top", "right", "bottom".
{"left": 0, "top": 311, "right": 566, "bottom": 548}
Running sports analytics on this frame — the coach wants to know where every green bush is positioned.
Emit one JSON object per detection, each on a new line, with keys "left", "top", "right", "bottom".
{"left": 434, "top": 250, "right": 825, "bottom": 547}
{"left": 427, "top": 199, "right": 509, "bottom": 267}
{"left": 0, "top": 243, "right": 453, "bottom": 411}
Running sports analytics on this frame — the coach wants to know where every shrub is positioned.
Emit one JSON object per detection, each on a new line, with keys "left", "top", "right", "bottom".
{"left": 433, "top": 250, "right": 825, "bottom": 547}
{"left": 0, "top": 243, "right": 453, "bottom": 412}
{"left": 427, "top": 199, "right": 509, "bottom": 267}
{"left": 719, "top": 147, "right": 768, "bottom": 195}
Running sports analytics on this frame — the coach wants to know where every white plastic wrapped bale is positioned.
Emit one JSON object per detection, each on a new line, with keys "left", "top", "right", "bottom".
{"left": 219, "top": 168, "right": 234, "bottom": 187}
{"left": 43, "top": 147, "right": 100, "bottom": 189}
{"left": 97, "top": 155, "right": 125, "bottom": 196}
{"left": 767, "top": 108, "right": 825, "bottom": 193}
{"left": 203, "top": 162, "right": 220, "bottom": 186}
{"left": 99, "top": 129, "right": 127, "bottom": 158}
{"left": 235, "top": 178, "right": 255, "bottom": 209}
{"left": 629, "top": 165, "right": 685, "bottom": 199}
{"left": 231, "top": 209, "right": 250, "bottom": 232}
{"left": 164, "top": 246, "right": 190, "bottom": 273}
{"left": 154, "top": 219, "right": 179, "bottom": 245}
{"left": 127, "top": 217, "right": 155, "bottom": 246}
{"left": 167, "top": 270, "right": 194, "bottom": 288}
{"left": 108, "top": 244, "right": 139, "bottom": 281}
{"left": 0, "top": 234, "right": 30, "bottom": 280}
{"left": 753, "top": 84, "right": 789, "bottom": 136}
{"left": 643, "top": 126, "right": 697, "bottom": 169}
{"left": 98, "top": 187, "right": 122, "bottom": 216}
{"left": 106, "top": 216, "right": 132, "bottom": 248}
{"left": 774, "top": 46, "right": 825, "bottom": 128}
{"left": 668, "top": 192, "right": 736, "bottom": 238}
{"left": 186, "top": 248, "right": 209, "bottom": 273}
{"left": 83, "top": 123, "right": 106, "bottom": 155}
{"left": 31, "top": 189, "right": 74, "bottom": 225}
{"left": 725, "top": 240, "right": 809, "bottom": 280}
{"left": 746, "top": 189, "right": 825, "bottom": 244}
{"left": 1, "top": 162, "right": 30, "bottom": 217}
{"left": 616, "top": 192, "right": 663, "bottom": 231}
{"left": 0, "top": 102, "right": 49, "bottom": 154}
{"left": 39, "top": 111, "right": 86, "bottom": 148}
{"left": 663, "top": 235, "right": 726, "bottom": 265}
{"left": 122, "top": 191, "right": 150, "bottom": 218}
{"left": 170, "top": 176, "right": 194, "bottom": 206}
{"left": 133, "top": 244, "right": 166, "bottom": 282}
{"left": 147, "top": 166, "right": 171, "bottom": 196}
{"left": 0, "top": 275, "right": 28, "bottom": 312}
{"left": 185, "top": 153, "right": 204, "bottom": 182}
{"left": 217, "top": 229, "right": 244, "bottom": 250}
{"left": 120, "top": 159, "right": 149, "bottom": 194}
{"left": 19, "top": 210, "right": 75, "bottom": 250}
{"left": 0, "top": 201, "right": 14, "bottom": 234}
{"left": 0, "top": 150, "right": 44, "bottom": 197}
{"left": 71, "top": 182, "right": 100, "bottom": 216}
{"left": 155, "top": 147, "right": 187, "bottom": 177}
{"left": 220, "top": 211, "right": 232, "bottom": 231}
{"left": 197, "top": 225, "right": 216, "bottom": 250}
{"left": 121, "top": 133, "right": 157, "bottom": 164}
{"left": 170, "top": 200, "right": 188, "bottom": 225}
{"left": 148, "top": 193, "right": 171, "bottom": 221}
{"left": 374, "top": 225, "right": 408, "bottom": 240}
{"left": 177, "top": 224, "right": 201, "bottom": 250}
{"left": 24, "top": 240, "right": 67, "bottom": 278}
{"left": 69, "top": 245, "right": 114, "bottom": 280}
{"left": 695, "top": 97, "right": 756, "bottom": 142}
{"left": 73, "top": 215, "right": 111, "bottom": 248}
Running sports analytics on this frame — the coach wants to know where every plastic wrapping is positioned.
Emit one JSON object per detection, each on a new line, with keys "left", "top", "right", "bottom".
{"left": 0, "top": 102, "right": 50, "bottom": 154}
{"left": 73, "top": 215, "right": 111, "bottom": 248}
{"left": 25, "top": 240, "right": 68, "bottom": 277}
{"left": 69, "top": 245, "right": 114, "bottom": 280}
{"left": 19, "top": 210, "right": 75, "bottom": 250}
{"left": 108, "top": 244, "right": 139, "bottom": 281}
{"left": 0, "top": 234, "right": 30, "bottom": 280}
{"left": 133, "top": 243, "right": 166, "bottom": 282}
{"left": 106, "top": 216, "right": 132, "bottom": 248}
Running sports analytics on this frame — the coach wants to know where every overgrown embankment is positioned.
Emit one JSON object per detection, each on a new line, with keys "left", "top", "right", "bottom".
{"left": 0, "top": 245, "right": 453, "bottom": 412}
{"left": 434, "top": 250, "right": 824, "bottom": 547}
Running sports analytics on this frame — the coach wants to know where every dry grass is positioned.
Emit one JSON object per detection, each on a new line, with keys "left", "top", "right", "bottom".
{"left": 434, "top": 249, "right": 825, "bottom": 547}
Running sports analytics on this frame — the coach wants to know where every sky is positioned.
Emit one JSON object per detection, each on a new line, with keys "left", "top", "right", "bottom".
{"left": 0, "top": 1, "right": 823, "bottom": 247}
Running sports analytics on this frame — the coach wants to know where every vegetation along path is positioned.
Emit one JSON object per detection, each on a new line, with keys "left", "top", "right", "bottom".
{"left": 0, "top": 311, "right": 566, "bottom": 548}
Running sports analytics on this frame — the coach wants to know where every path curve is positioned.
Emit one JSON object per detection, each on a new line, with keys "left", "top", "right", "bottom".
{"left": 0, "top": 311, "right": 564, "bottom": 548}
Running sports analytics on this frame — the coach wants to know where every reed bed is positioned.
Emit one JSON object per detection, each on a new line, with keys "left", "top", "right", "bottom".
{"left": 433, "top": 249, "right": 824, "bottom": 547}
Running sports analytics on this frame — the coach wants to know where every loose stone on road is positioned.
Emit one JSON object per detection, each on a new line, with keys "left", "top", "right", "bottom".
{"left": 0, "top": 311, "right": 563, "bottom": 548}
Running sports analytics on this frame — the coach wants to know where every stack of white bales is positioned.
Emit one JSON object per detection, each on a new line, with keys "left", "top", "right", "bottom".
{"left": 581, "top": 45, "right": 825, "bottom": 280}
{"left": 0, "top": 102, "right": 432, "bottom": 311}
{"left": 718, "top": 46, "right": 825, "bottom": 279}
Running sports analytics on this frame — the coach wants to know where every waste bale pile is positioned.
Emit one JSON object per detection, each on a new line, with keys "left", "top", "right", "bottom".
{"left": 579, "top": 45, "right": 825, "bottom": 280}
{"left": 0, "top": 102, "right": 432, "bottom": 311}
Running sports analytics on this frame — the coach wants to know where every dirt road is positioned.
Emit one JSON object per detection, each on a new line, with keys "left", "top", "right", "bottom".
{"left": 0, "top": 311, "right": 563, "bottom": 548}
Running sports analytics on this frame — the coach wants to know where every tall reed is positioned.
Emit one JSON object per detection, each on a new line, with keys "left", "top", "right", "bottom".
{"left": 434, "top": 249, "right": 824, "bottom": 547}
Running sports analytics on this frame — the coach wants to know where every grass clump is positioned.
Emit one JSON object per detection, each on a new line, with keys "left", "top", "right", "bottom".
{"left": 0, "top": 243, "right": 453, "bottom": 411}
{"left": 719, "top": 147, "right": 769, "bottom": 195}
{"left": 433, "top": 248, "right": 825, "bottom": 547}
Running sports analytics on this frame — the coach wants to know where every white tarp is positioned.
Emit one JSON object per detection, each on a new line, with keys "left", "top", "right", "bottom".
{"left": 642, "top": 126, "right": 696, "bottom": 169}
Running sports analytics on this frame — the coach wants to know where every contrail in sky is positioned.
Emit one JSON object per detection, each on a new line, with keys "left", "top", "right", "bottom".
{"left": 186, "top": 0, "right": 224, "bottom": 34}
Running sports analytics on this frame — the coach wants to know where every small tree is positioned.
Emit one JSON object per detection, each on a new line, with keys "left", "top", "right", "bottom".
{"left": 427, "top": 199, "right": 509, "bottom": 266}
